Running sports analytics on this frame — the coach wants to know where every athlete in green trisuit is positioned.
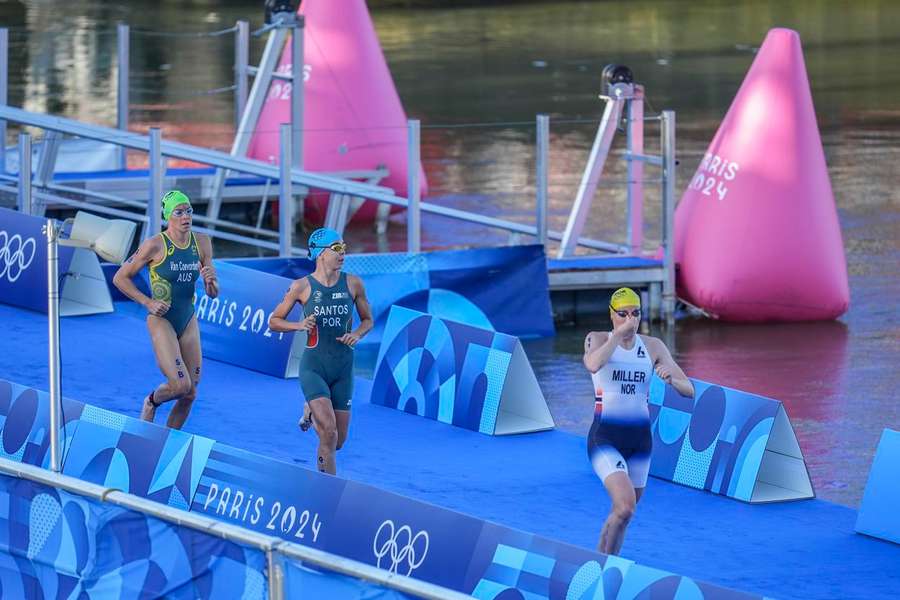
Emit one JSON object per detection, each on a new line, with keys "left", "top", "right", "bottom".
{"left": 113, "top": 191, "right": 219, "bottom": 429}
{"left": 269, "top": 228, "right": 373, "bottom": 475}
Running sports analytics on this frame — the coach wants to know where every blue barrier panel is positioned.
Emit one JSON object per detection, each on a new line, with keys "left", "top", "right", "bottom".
{"left": 282, "top": 558, "right": 417, "bottom": 599}
{"left": 225, "top": 244, "right": 555, "bottom": 346}
{"left": 2, "top": 379, "right": 758, "bottom": 598}
{"left": 466, "top": 521, "right": 756, "bottom": 600}
{"left": 187, "top": 436, "right": 759, "bottom": 598}
{"left": 62, "top": 404, "right": 215, "bottom": 510}
{"left": 856, "top": 428, "right": 900, "bottom": 544}
{"left": 649, "top": 377, "right": 813, "bottom": 503}
{"left": 191, "top": 442, "right": 347, "bottom": 552}
{"left": 371, "top": 306, "right": 554, "bottom": 435}
{"left": 0, "top": 379, "right": 84, "bottom": 468}
{"left": 0, "top": 207, "right": 114, "bottom": 316}
{"left": 0, "top": 473, "right": 268, "bottom": 599}
{"left": 194, "top": 261, "right": 305, "bottom": 377}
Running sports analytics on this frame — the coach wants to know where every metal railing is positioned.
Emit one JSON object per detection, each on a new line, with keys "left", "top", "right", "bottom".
{"left": 0, "top": 104, "right": 616, "bottom": 255}
{"left": 1, "top": 23, "right": 675, "bottom": 319}
{"left": 0, "top": 457, "right": 473, "bottom": 600}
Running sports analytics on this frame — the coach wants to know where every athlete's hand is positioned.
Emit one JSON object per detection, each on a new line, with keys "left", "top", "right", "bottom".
{"left": 201, "top": 266, "right": 219, "bottom": 298}
{"left": 296, "top": 314, "right": 317, "bottom": 332}
{"left": 655, "top": 363, "right": 674, "bottom": 383}
{"left": 336, "top": 332, "right": 361, "bottom": 347}
{"left": 612, "top": 316, "right": 639, "bottom": 339}
{"left": 145, "top": 299, "right": 170, "bottom": 317}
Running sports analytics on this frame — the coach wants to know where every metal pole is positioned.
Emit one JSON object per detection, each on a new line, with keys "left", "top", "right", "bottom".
{"left": 209, "top": 27, "right": 289, "bottom": 224}
{"left": 291, "top": 16, "right": 305, "bottom": 170}
{"left": 46, "top": 220, "right": 62, "bottom": 473}
{"left": 557, "top": 95, "right": 625, "bottom": 258}
{"left": 234, "top": 21, "right": 250, "bottom": 131}
{"left": 535, "top": 114, "right": 549, "bottom": 247}
{"left": 279, "top": 123, "right": 292, "bottom": 256}
{"left": 0, "top": 28, "right": 8, "bottom": 173}
{"left": 17, "top": 133, "right": 32, "bottom": 214}
{"left": 661, "top": 110, "right": 676, "bottom": 325}
{"left": 406, "top": 119, "right": 421, "bottom": 253}
{"left": 626, "top": 87, "right": 645, "bottom": 254}
{"left": 148, "top": 127, "right": 163, "bottom": 238}
{"left": 116, "top": 23, "right": 130, "bottom": 171}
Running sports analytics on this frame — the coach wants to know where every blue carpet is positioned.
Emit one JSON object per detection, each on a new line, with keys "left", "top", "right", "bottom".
{"left": 1, "top": 302, "right": 898, "bottom": 599}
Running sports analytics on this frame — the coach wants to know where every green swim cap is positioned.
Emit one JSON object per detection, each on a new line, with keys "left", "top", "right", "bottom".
{"left": 162, "top": 190, "right": 192, "bottom": 220}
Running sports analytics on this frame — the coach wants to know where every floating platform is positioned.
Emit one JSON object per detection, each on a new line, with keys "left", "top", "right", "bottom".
{"left": 0, "top": 301, "right": 897, "bottom": 599}
{"left": 548, "top": 255, "right": 667, "bottom": 322}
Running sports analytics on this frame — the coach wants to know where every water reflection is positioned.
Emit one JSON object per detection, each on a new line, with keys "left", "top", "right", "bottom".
{"left": 675, "top": 319, "right": 850, "bottom": 420}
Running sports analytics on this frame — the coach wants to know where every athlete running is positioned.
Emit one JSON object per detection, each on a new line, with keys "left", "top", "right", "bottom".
{"left": 113, "top": 190, "right": 218, "bottom": 429}
{"left": 268, "top": 227, "right": 373, "bottom": 475}
{"left": 582, "top": 287, "right": 694, "bottom": 555}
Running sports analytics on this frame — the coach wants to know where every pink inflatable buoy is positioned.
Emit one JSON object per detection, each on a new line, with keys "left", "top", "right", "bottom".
{"left": 248, "top": 0, "right": 427, "bottom": 223}
{"left": 675, "top": 28, "right": 849, "bottom": 322}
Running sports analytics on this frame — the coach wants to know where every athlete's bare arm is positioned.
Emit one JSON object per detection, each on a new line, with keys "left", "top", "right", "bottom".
{"left": 583, "top": 315, "right": 639, "bottom": 373}
{"left": 645, "top": 337, "right": 694, "bottom": 397}
{"left": 113, "top": 236, "right": 168, "bottom": 316}
{"left": 337, "top": 274, "right": 373, "bottom": 347}
{"left": 269, "top": 278, "right": 315, "bottom": 333}
{"left": 196, "top": 233, "right": 219, "bottom": 299}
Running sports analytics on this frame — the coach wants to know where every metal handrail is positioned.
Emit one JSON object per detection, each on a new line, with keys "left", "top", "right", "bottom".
{"left": 0, "top": 105, "right": 614, "bottom": 253}
{"left": 0, "top": 457, "right": 473, "bottom": 600}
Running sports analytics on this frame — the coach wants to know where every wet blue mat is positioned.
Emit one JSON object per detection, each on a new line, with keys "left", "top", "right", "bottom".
{"left": 1, "top": 303, "right": 897, "bottom": 599}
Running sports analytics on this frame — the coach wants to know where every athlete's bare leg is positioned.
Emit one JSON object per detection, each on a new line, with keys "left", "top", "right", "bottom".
{"left": 308, "top": 397, "right": 338, "bottom": 474}
{"left": 335, "top": 409, "right": 351, "bottom": 451}
{"left": 168, "top": 317, "right": 201, "bottom": 429}
{"left": 598, "top": 472, "right": 637, "bottom": 555}
{"left": 143, "top": 315, "right": 192, "bottom": 423}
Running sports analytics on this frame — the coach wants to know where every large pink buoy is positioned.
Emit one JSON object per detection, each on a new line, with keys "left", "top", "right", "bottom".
{"left": 248, "top": 0, "right": 426, "bottom": 223}
{"left": 674, "top": 28, "right": 849, "bottom": 322}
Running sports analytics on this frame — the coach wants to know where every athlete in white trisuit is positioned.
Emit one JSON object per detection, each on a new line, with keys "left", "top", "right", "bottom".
{"left": 582, "top": 287, "right": 694, "bottom": 556}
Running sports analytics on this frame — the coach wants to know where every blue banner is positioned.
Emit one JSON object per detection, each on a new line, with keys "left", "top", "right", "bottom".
{"left": 0, "top": 379, "right": 84, "bottom": 468}
{"left": 0, "top": 207, "right": 75, "bottom": 313}
{"left": 856, "top": 428, "right": 900, "bottom": 544}
{"left": 61, "top": 403, "right": 215, "bottom": 510}
{"left": 0, "top": 473, "right": 268, "bottom": 599}
{"left": 195, "top": 261, "right": 303, "bottom": 377}
{"left": 191, "top": 442, "right": 347, "bottom": 552}
{"left": 371, "top": 306, "right": 518, "bottom": 433}
{"left": 225, "top": 244, "right": 555, "bottom": 346}
{"left": 282, "top": 559, "right": 417, "bottom": 599}
{"left": 649, "top": 377, "right": 782, "bottom": 501}
{"left": 0, "top": 378, "right": 759, "bottom": 599}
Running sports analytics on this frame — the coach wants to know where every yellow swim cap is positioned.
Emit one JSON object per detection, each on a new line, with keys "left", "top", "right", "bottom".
{"left": 610, "top": 287, "right": 641, "bottom": 310}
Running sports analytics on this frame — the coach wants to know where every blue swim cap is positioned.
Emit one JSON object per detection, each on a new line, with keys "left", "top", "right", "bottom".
{"left": 307, "top": 227, "right": 341, "bottom": 260}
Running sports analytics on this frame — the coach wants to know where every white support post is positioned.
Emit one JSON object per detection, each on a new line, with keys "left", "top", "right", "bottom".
{"left": 407, "top": 120, "right": 421, "bottom": 253}
{"left": 279, "top": 123, "right": 292, "bottom": 257}
{"left": 0, "top": 28, "right": 8, "bottom": 173}
{"left": 147, "top": 127, "right": 163, "bottom": 239}
{"left": 291, "top": 16, "right": 304, "bottom": 170}
{"left": 557, "top": 94, "right": 626, "bottom": 258}
{"left": 46, "top": 220, "right": 61, "bottom": 473}
{"left": 209, "top": 27, "right": 289, "bottom": 224}
{"left": 535, "top": 114, "right": 549, "bottom": 247}
{"left": 17, "top": 133, "right": 32, "bottom": 214}
{"left": 116, "top": 23, "right": 130, "bottom": 171}
{"left": 661, "top": 110, "right": 676, "bottom": 325}
{"left": 626, "top": 86, "right": 645, "bottom": 254}
{"left": 234, "top": 21, "right": 250, "bottom": 131}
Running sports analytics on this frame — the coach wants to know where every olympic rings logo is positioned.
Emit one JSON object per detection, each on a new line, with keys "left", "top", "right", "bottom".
{"left": 373, "top": 519, "right": 430, "bottom": 576}
{"left": 0, "top": 231, "right": 37, "bottom": 284}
